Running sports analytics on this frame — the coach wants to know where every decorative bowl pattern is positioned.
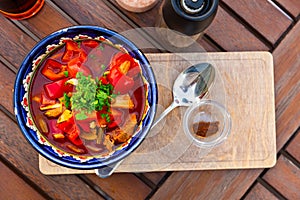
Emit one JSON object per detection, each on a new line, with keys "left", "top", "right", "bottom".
{"left": 14, "top": 26, "right": 157, "bottom": 170}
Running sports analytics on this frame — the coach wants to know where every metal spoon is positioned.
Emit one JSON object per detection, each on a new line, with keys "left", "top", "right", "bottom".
{"left": 96, "top": 62, "right": 215, "bottom": 178}
{"left": 151, "top": 62, "right": 215, "bottom": 128}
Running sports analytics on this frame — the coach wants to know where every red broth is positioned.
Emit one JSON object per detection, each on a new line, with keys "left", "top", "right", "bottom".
{"left": 29, "top": 39, "right": 147, "bottom": 156}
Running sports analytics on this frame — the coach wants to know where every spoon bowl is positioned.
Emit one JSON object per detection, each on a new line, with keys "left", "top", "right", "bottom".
{"left": 174, "top": 63, "right": 215, "bottom": 106}
{"left": 151, "top": 62, "right": 215, "bottom": 128}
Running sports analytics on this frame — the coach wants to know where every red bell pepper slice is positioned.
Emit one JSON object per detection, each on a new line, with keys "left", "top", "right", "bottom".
{"left": 82, "top": 40, "right": 99, "bottom": 48}
{"left": 112, "top": 75, "right": 134, "bottom": 94}
{"left": 62, "top": 40, "right": 87, "bottom": 62}
{"left": 107, "top": 66, "right": 135, "bottom": 94}
{"left": 110, "top": 52, "right": 140, "bottom": 77}
{"left": 66, "top": 125, "right": 83, "bottom": 146}
{"left": 65, "top": 40, "right": 80, "bottom": 52}
{"left": 57, "top": 116, "right": 83, "bottom": 146}
{"left": 67, "top": 57, "right": 91, "bottom": 78}
{"left": 44, "top": 78, "right": 73, "bottom": 99}
{"left": 41, "top": 59, "right": 67, "bottom": 81}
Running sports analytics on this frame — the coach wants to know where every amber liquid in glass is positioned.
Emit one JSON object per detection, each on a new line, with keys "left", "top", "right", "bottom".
{"left": 0, "top": 0, "right": 44, "bottom": 20}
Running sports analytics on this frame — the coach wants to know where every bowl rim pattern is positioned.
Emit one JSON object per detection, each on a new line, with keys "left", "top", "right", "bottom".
{"left": 13, "top": 25, "right": 157, "bottom": 169}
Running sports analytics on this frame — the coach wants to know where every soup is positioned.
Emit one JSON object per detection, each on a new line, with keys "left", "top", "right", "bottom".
{"left": 29, "top": 37, "right": 147, "bottom": 157}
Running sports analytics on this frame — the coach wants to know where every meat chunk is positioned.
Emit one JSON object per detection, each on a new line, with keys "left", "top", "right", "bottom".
{"left": 111, "top": 113, "right": 137, "bottom": 143}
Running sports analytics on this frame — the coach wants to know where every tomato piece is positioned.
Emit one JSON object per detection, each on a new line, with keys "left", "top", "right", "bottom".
{"left": 41, "top": 59, "right": 67, "bottom": 81}
{"left": 66, "top": 125, "right": 83, "bottom": 146}
{"left": 57, "top": 116, "right": 83, "bottom": 146}
{"left": 99, "top": 76, "right": 109, "bottom": 85}
{"left": 110, "top": 52, "right": 140, "bottom": 77}
{"left": 67, "top": 58, "right": 82, "bottom": 78}
{"left": 112, "top": 75, "right": 134, "bottom": 94}
{"left": 107, "top": 67, "right": 122, "bottom": 86}
{"left": 65, "top": 40, "right": 80, "bottom": 52}
{"left": 41, "top": 93, "right": 56, "bottom": 105}
{"left": 62, "top": 40, "right": 87, "bottom": 62}
{"left": 107, "top": 109, "right": 123, "bottom": 129}
{"left": 44, "top": 78, "right": 73, "bottom": 99}
{"left": 67, "top": 56, "right": 91, "bottom": 78}
{"left": 61, "top": 50, "right": 74, "bottom": 62}
{"left": 78, "top": 51, "right": 87, "bottom": 63}
{"left": 126, "top": 60, "right": 140, "bottom": 77}
{"left": 82, "top": 40, "right": 99, "bottom": 48}
{"left": 110, "top": 52, "right": 131, "bottom": 69}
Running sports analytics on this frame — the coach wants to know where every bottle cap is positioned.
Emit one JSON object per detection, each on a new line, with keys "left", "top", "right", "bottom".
{"left": 162, "top": 0, "right": 219, "bottom": 35}
{"left": 181, "top": 0, "right": 205, "bottom": 14}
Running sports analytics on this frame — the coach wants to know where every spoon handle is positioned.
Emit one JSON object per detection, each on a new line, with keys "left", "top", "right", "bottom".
{"left": 151, "top": 101, "right": 178, "bottom": 129}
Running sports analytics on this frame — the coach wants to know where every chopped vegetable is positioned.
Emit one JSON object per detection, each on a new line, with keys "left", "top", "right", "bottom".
{"left": 53, "top": 133, "right": 65, "bottom": 140}
{"left": 111, "top": 94, "right": 134, "bottom": 109}
{"left": 57, "top": 109, "right": 72, "bottom": 123}
{"left": 40, "top": 103, "right": 62, "bottom": 111}
{"left": 66, "top": 144, "right": 85, "bottom": 154}
{"left": 62, "top": 93, "right": 71, "bottom": 108}
{"left": 38, "top": 118, "right": 48, "bottom": 134}
{"left": 44, "top": 105, "right": 63, "bottom": 118}
{"left": 41, "top": 59, "right": 67, "bottom": 81}
{"left": 30, "top": 38, "right": 146, "bottom": 156}
{"left": 111, "top": 114, "right": 137, "bottom": 143}
{"left": 44, "top": 78, "right": 73, "bottom": 100}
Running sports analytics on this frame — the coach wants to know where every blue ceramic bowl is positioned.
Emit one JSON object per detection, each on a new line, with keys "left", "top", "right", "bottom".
{"left": 14, "top": 26, "right": 157, "bottom": 170}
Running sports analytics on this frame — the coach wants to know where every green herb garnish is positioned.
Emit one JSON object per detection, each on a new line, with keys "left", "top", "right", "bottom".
{"left": 71, "top": 72, "right": 97, "bottom": 120}
{"left": 71, "top": 72, "right": 116, "bottom": 120}
{"left": 63, "top": 71, "right": 69, "bottom": 77}
{"left": 98, "top": 44, "right": 104, "bottom": 51}
{"left": 94, "top": 81, "right": 114, "bottom": 111}
{"left": 63, "top": 93, "right": 71, "bottom": 108}
{"left": 101, "top": 113, "right": 111, "bottom": 122}
{"left": 75, "top": 111, "right": 88, "bottom": 120}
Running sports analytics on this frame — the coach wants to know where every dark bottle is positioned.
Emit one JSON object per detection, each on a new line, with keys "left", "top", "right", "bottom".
{"left": 156, "top": 0, "right": 219, "bottom": 48}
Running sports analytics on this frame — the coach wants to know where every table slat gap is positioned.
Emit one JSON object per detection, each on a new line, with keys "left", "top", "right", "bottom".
{"left": 202, "top": 34, "right": 226, "bottom": 52}
{"left": 0, "top": 154, "right": 53, "bottom": 200}
{"left": 279, "top": 150, "right": 300, "bottom": 169}
{"left": 274, "top": 0, "right": 300, "bottom": 19}
{"left": 145, "top": 171, "right": 173, "bottom": 199}
{"left": 273, "top": 22, "right": 296, "bottom": 50}
{"left": 0, "top": 57, "right": 18, "bottom": 74}
{"left": 219, "top": 1, "right": 273, "bottom": 49}
{"left": 45, "top": 0, "right": 79, "bottom": 25}
{"left": 77, "top": 174, "right": 112, "bottom": 200}
{"left": 257, "top": 177, "right": 288, "bottom": 200}
{"left": 11, "top": 20, "right": 40, "bottom": 42}
{"left": 0, "top": 105, "right": 16, "bottom": 123}
{"left": 134, "top": 173, "right": 157, "bottom": 189}
{"left": 239, "top": 181, "right": 259, "bottom": 200}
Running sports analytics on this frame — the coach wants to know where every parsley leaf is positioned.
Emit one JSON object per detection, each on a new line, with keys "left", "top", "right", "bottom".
{"left": 63, "top": 93, "right": 71, "bottom": 108}
{"left": 71, "top": 72, "right": 97, "bottom": 120}
{"left": 70, "top": 72, "right": 116, "bottom": 121}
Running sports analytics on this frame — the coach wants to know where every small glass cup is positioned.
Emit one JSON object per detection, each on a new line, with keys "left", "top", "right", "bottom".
{"left": 0, "top": 0, "right": 44, "bottom": 20}
{"left": 183, "top": 99, "right": 231, "bottom": 148}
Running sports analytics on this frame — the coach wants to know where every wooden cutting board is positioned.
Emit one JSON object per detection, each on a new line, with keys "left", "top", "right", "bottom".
{"left": 39, "top": 52, "right": 276, "bottom": 174}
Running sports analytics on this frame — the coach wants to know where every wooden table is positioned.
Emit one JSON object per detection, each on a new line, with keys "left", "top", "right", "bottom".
{"left": 1, "top": 0, "right": 299, "bottom": 199}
